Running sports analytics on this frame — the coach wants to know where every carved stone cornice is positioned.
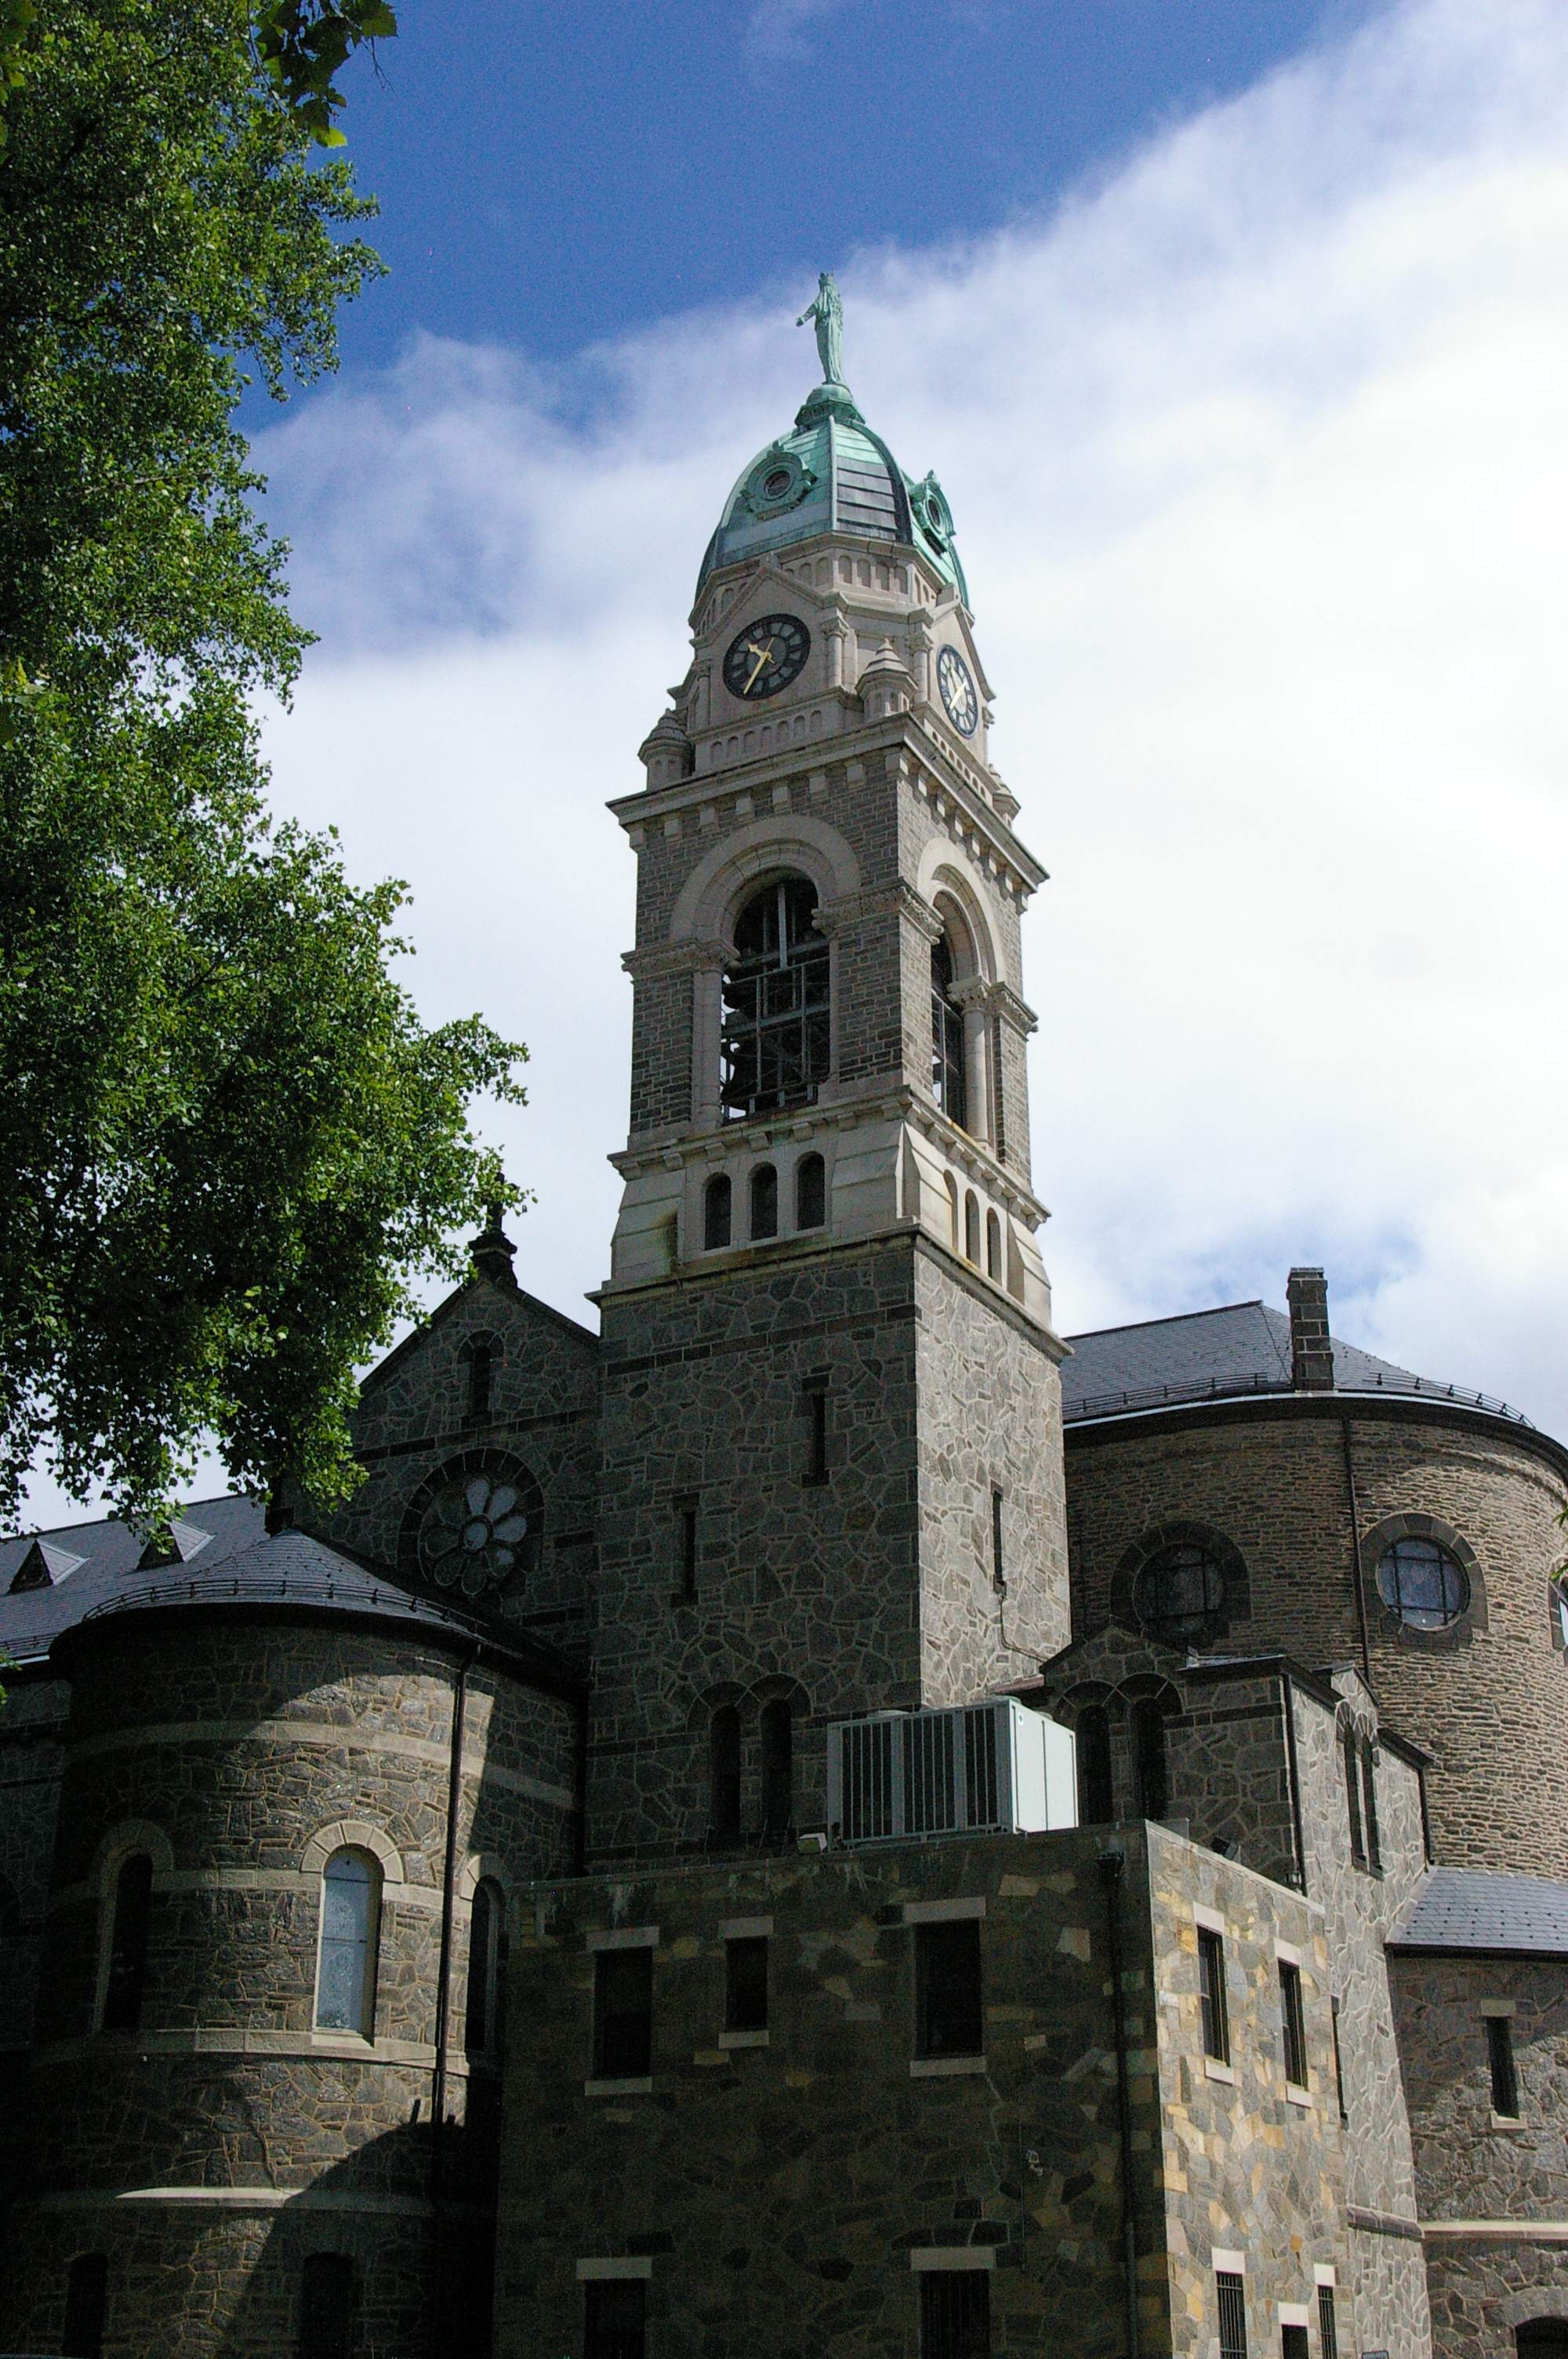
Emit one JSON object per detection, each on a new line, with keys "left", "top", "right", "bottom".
{"left": 816, "top": 880, "right": 942, "bottom": 943}
{"left": 621, "top": 937, "right": 726, "bottom": 983}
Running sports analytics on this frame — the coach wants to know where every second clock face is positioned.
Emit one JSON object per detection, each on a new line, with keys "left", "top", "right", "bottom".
{"left": 723, "top": 613, "right": 811, "bottom": 703}
{"left": 937, "top": 644, "right": 979, "bottom": 737}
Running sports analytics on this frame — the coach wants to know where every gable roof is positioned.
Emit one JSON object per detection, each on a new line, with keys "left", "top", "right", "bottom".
{"left": 1388, "top": 1866, "right": 1568, "bottom": 1958}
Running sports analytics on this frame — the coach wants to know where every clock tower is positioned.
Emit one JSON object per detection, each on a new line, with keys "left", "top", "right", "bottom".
{"left": 588, "top": 292, "right": 1070, "bottom": 1862}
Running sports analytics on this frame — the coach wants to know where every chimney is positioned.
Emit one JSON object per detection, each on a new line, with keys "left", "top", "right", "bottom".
{"left": 1287, "top": 1267, "right": 1334, "bottom": 1391}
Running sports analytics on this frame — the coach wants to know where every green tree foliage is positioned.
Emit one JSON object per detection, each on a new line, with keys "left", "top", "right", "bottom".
{"left": 0, "top": 2, "right": 525, "bottom": 1531}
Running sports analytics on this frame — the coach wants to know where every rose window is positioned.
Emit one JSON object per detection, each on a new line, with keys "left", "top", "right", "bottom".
{"left": 418, "top": 1474, "right": 534, "bottom": 1600}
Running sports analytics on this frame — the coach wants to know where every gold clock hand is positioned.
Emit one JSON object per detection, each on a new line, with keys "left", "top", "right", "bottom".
{"left": 744, "top": 642, "right": 775, "bottom": 692}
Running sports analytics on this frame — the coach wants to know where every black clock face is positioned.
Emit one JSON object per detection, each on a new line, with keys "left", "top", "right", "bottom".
{"left": 723, "top": 613, "right": 811, "bottom": 703}
{"left": 937, "top": 644, "right": 979, "bottom": 737}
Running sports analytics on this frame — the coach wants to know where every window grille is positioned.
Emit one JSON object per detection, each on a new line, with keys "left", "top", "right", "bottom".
{"left": 920, "top": 2269, "right": 990, "bottom": 2357}
{"left": 298, "top": 2255, "right": 355, "bottom": 2359}
{"left": 795, "top": 1151, "right": 826, "bottom": 1229}
{"left": 314, "top": 1850, "right": 379, "bottom": 2036}
{"left": 1486, "top": 2014, "right": 1519, "bottom": 2117}
{"left": 584, "top": 2279, "right": 647, "bottom": 2359}
{"left": 837, "top": 1715, "right": 895, "bottom": 1841}
{"left": 916, "top": 1920, "right": 983, "bottom": 2059}
{"left": 1198, "top": 1928, "right": 1229, "bottom": 2063}
{"left": 593, "top": 1947, "right": 653, "bottom": 2080}
{"left": 1376, "top": 1535, "right": 1468, "bottom": 1629}
{"left": 1279, "top": 1962, "right": 1308, "bottom": 2088}
{"left": 101, "top": 1854, "right": 154, "bottom": 2032}
{"left": 726, "top": 1936, "right": 768, "bottom": 2033}
{"left": 931, "top": 935, "right": 967, "bottom": 1129}
{"left": 1318, "top": 2284, "right": 1339, "bottom": 2359}
{"left": 1216, "top": 2270, "right": 1248, "bottom": 2359}
{"left": 63, "top": 2252, "right": 107, "bottom": 2359}
{"left": 720, "top": 879, "right": 829, "bottom": 1121}
{"left": 1135, "top": 1541, "right": 1225, "bottom": 1641}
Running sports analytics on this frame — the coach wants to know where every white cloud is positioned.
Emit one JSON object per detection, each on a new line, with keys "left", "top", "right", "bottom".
{"left": 23, "top": 0, "right": 1568, "bottom": 1527}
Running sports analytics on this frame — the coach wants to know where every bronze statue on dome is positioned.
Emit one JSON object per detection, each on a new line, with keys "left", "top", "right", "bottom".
{"left": 796, "top": 271, "right": 845, "bottom": 386}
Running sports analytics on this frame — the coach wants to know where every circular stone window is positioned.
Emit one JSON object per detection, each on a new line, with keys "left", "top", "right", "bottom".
{"left": 418, "top": 1472, "right": 537, "bottom": 1601}
{"left": 1134, "top": 1542, "right": 1225, "bottom": 1644}
{"left": 1377, "top": 1535, "right": 1470, "bottom": 1630}
{"left": 763, "top": 466, "right": 792, "bottom": 500}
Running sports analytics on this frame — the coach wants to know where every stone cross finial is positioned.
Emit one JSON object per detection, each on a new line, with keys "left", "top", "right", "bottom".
{"left": 470, "top": 1198, "right": 518, "bottom": 1289}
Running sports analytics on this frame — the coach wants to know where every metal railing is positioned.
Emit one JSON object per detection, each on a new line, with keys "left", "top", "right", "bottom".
{"left": 78, "top": 1570, "right": 494, "bottom": 1638}
{"left": 1062, "top": 1370, "right": 1533, "bottom": 1428}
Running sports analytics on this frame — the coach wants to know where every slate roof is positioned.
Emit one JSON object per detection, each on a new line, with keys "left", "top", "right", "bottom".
{"left": 1058, "top": 1299, "right": 1523, "bottom": 1426}
{"left": 1388, "top": 1867, "right": 1568, "bottom": 1957}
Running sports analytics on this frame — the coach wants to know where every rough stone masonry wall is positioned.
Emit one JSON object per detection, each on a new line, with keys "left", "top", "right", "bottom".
{"left": 591, "top": 1237, "right": 924, "bottom": 1859}
{"left": 913, "top": 1241, "right": 1069, "bottom": 1701}
{"left": 0, "top": 1612, "right": 575, "bottom": 2359}
{"left": 0, "top": 1667, "right": 71, "bottom": 2214}
{"left": 310, "top": 1271, "right": 601, "bottom": 1658}
{"left": 1389, "top": 1953, "right": 1568, "bottom": 2359}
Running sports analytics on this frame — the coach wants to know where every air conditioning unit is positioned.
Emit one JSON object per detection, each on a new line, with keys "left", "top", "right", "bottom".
{"left": 826, "top": 1698, "right": 1077, "bottom": 1846}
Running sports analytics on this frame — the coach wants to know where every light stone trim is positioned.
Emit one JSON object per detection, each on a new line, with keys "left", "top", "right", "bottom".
{"left": 1314, "top": 2266, "right": 1337, "bottom": 2287}
{"left": 585, "top": 1925, "right": 659, "bottom": 1950}
{"left": 1479, "top": 1997, "right": 1517, "bottom": 2016}
{"left": 909, "top": 2055, "right": 987, "bottom": 2077}
{"left": 1204, "top": 2057, "right": 1236, "bottom": 2085}
{"left": 49, "top": 1866, "right": 446, "bottom": 1916}
{"left": 29, "top": 2027, "right": 478, "bottom": 2070}
{"left": 1278, "top": 2304, "right": 1311, "bottom": 2328}
{"left": 717, "top": 2029, "right": 768, "bottom": 2049}
{"left": 1213, "top": 2249, "right": 1247, "bottom": 2274}
{"left": 1193, "top": 1903, "right": 1227, "bottom": 1936}
{"left": 27, "top": 2187, "right": 491, "bottom": 2219}
{"left": 666, "top": 812, "right": 862, "bottom": 944}
{"left": 576, "top": 2258, "right": 652, "bottom": 2280}
{"left": 1275, "top": 1938, "right": 1302, "bottom": 1968}
{"left": 902, "top": 1896, "right": 985, "bottom": 1924}
{"left": 90, "top": 1818, "right": 176, "bottom": 1896}
{"left": 909, "top": 2248, "right": 994, "bottom": 2271}
{"left": 719, "top": 1916, "right": 773, "bottom": 1940}
{"left": 1420, "top": 2220, "right": 1568, "bottom": 2242}
{"left": 584, "top": 2077, "right": 652, "bottom": 2097}
{"left": 67, "top": 1720, "right": 575, "bottom": 1812}
{"left": 1286, "top": 2082, "right": 1313, "bottom": 2108}
{"left": 301, "top": 1819, "right": 405, "bottom": 1885}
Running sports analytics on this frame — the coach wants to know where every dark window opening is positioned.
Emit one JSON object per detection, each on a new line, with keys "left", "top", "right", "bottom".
{"left": 1217, "top": 2270, "right": 1248, "bottom": 2359}
{"left": 1198, "top": 1928, "right": 1229, "bottom": 2064}
{"left": 1282, "top": 2327, "right": 1309, "bottom": 2359}
{"left": 585, "top": 2279, "right": 647, "bottom": 2359}
{"left": 721, "top": 878, "right": 829, "bottom": 1122}
{"left": 796, "top": 1152, "right": 826, "bottom": 1230}
{"left": 465, "top": 1878, "right": 506, "bottom": 2059}
{"left": 750, "top": 1162, "right": 778, "bottom": 1241}
{"left": 804, "top": 1381, "right": 828, "bottom": 1484}
{"left": 298, "top": 2255, "right": 356, "bottom": 2359}
{"left": 63, "top": 2253, "right": 107, "bottom": 2359}
{"left": 1076, "top": 1707, "right": 1114, "bottom": 1826}
{"left": 710, "top": 1707, "right": 742, "bottom": 1845}
{"left": 931, "top": 934, "right": 967, "bottom": 1129}
{"left": 985, "top": 1209, "right": 1001, "bottom": 1280}
{"left": 1132, "top": 1698, "right": 1169, "bottom": 1822}
{"left": 0, "top": 1872, "right": 20, "bottom": 1937}
{"left": 990, "top": 1489, "right": 1005, "bottom": 1591}
{"left": 102, "top": 1854, "right": 154, "bottom": 2032}
{"left": 920, "top": 2269, "right": 989, "bottom": 2358}
{"left": 964, "top": 1191, "right": 981, "bottom": 1265}
{"left": 1343, "top": 1729, "right": 1365, "bottom": 1865}
{"left": 1360, "top": 1744, "right": 1381, "bottom": 1872}
{"left": 704, "top": 1173, "right": 732, "bottom": 1250}
{"left": 1135, "top": 1540, "right": 1225, "bottom": 1642}
{"left": 1279, "top": 1961, "right": 1308, "bottom": 2089}
{"left": 1516, "top": 2324, "right": 1568, "bottom": 2355}
{"left": 726, "top": 1936, "right": 768, "bottom": 2032}
{"left": 1486, "top": 2014, "right": 1519, "bottom": 2117}
{"left": 1376, "top": 1534, "right": 1469, "bottom": 1629}
{"left": 593, "top": 1946, "right": 653, "bottom": 2081}
{"left": 1318, "top": 2284, "right": 1339, "bottom": 2359}
{"left": 1331, "top": 1997, "right": 1347, "bottom": 2120}
{"left": 916, "top": 1919, "right": 983, "bottom": 2059}
{"left": 466, "top": 1341, "right": 493, "bottom": 1423}
{"left": 760, "top": 1699, "right": 793, "bottom": 1836}
{"left": 677, "top": 1502, "right": 698, "bottom": 1601}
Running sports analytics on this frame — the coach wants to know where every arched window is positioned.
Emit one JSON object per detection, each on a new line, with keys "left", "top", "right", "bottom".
{"left": 101, "top": 1854, "right": 153, "bottom": 2032}
{"left": 760, "top": 1700, "right": 793, "bottom": 1837}
{"left": 1134, "top": 1542, "right": 1225, "bottom": 1645}
{"left": 750, "top": 1164, "right": 778, "bottom": 1241}
{"left": 1377, "top": 1536, "right": 1468, "bottom": 1630}
{"left": 985, "top": 1209, "right": 1001, "bottom": 1280}
{"left": 465, "top": 1877, "right": 506, "bottom": 2059}
{"left": 703, "top": 1173, "right": 732, "bottom": 1250}
{"left": 795, "top": 1152, "right": 826, "bottom": 1230}
{"left": 1131, "top": 1698, "right": 1169, "bottom": 1823}
{"left": 63, "top": 2252, "right": 107, "bottom": 2359}
{"left": 710, "top": 1707, "right": 742, "bottom": 1845}
{"left": 314, "top": 1848, "right": 380, "bottom": 2037}
{"left": 720, "top": 878, "right": 830, "bottom": 1122}
{"left": 299, "top": 2254, "right": 357, "bottom": 2359}
{"left": 944, "top": 1172, "right": 960, "bottom": 1251}
{"left": 1076, "top": 1707, "right": 1114, "bottom": 1825}
{"left": 964, "top": 1190, "right": 981, "bottom": 1265}
{"left": 1517, "top": 2324, "right": 1568, "bottom": 2356}
{"left": 931, "top": 933, "right": 967, "bottom": 1127}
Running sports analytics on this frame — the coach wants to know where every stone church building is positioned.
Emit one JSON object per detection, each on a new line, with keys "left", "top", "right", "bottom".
{"left": 2, "top": 320, "right": 1567, "bottom": 2359}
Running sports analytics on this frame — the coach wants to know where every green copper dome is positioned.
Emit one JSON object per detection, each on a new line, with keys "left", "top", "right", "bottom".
{"left": 696, "top": 379, "right": 969, "bottom": 606}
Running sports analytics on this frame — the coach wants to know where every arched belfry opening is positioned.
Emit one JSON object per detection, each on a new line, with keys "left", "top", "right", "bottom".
{"left": 720, "top": 877, "right": 829, "bottom": 1123}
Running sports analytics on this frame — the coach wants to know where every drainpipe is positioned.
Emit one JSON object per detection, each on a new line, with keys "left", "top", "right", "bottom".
{"left": 1340, "top": 1419, "right": 1372, "bottom": 1688}
{"left": 430, "top": 1654, "right": 472, "bottom": 2199}
{"left": 1279, "top": 1670, "right": 1308, "bottom": 1898}
{"left": 1098, "top": 1848, "right": 1140, "bottom": 2359}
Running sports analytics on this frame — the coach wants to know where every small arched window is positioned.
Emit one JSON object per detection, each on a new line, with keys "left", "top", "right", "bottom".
{"left": 1076, "top": 1707, "right": 1114, "bottom": 1826}
{"left": 463, "top": 1337, "right": 493, "bottom": 1423}
{"left": 704, "top": 1173, "right": 732, "bottom": 1251}
{"left": 314, "top": 1848, "right": 380, "bottom": 2037}
{"left": 720, "top": 878, "right": 830, "bottom": 1122}
{"left": 985, "top": 1209, "right": 1001, "bottom": 1280}
{"left": 931, "top": 934, "right": 967, "bottom": 1128}
{"left": 964, "top": 1191, "right": 981, "bottom": 1265}
{"left": 465, "top": 1877, "right": 506, "bottom": 2059}
{"left": 944, "top": 1172, "right": 960, "bottom": 1252}
{"left": 795, "top": 1153, "right": 826, "bottom": 1230}
{"left": 63, "top": 2252, "right": 107, "bottom": 2359}
{"left": 1131, "top": 1698, "right": 1169, "bottom": 1823}
{"left": 101, "top": 1854, "right": 154, "bottom": 2032}
{"left": 760, "top": 1700, "right": 793, "bottom": 1837}
{"left": 1377, "top": 1536, "right": 1468, "bottom": 1630}
{"left": 299, "top": 2254, "right": 357, "bottom": 2359}
{"left": 750, "top": 1164, "right": 778, "bottom": 1241}
{"left": 710, "top": 1707, "right": 742, "bottom": 1846}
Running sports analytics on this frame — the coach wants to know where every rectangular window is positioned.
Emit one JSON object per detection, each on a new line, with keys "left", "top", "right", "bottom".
{"left": 916, "top": 1919, "right": 983, "bottom": 2059}
{"left": 62, "top": 2253, "right": 107, "bottom": 2359}
{"left": 804, "top": 1379, "right": 828, "bottom": 1483}
{"left": 1318, "top": 2285, "right": 1339, "bottom": 2359}
{"left": 725, "top": 1936, "right": 768, "bottom": 2033}
{"left": 1279, "top": 1961, "right": 1308, "bottom": 2089}
{"left": 1486, "top": 2014, "right": 1519, "bottom": 2117}
{"left": 990, "top": 1489, "right": 1005, "bottom": 1590}
{"left": 593, "top": 1948, "right": 653, "bottom": 2080}
{"left": 1199, "top": 1928, "right": 1230, "bottom": 2063}
{"left": 298, "top": 2255, "right": 356, "bottom": 2359}
{"left": 920, "top": 2269, "right": 990, "bottom": 2358}
{"left": 584, "top": 2279, "right": 647, "bottom": 2359}
{"left": 1331, "top": 1997, "right": 1347, "bottom": 2121}
{"left": 1217, "top": 2270, "right": 1248, "bottom": 2359}
{"left": 677, "top": 1500, "right": 698, "bottom": 1601}
{"left": 1282, "top": 2328, "right": 1309, "bottom": 2359}
{"left": 1344, "top": 1730, "right": 1364, "bottom": 1866}
{"left": 1360, "top": 1747, "right": 1381, "bottom": 1872}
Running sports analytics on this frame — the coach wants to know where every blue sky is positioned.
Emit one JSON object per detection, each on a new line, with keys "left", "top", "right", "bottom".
{"left": 321, "top": 0, "right": 1366, "bottom": 376}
